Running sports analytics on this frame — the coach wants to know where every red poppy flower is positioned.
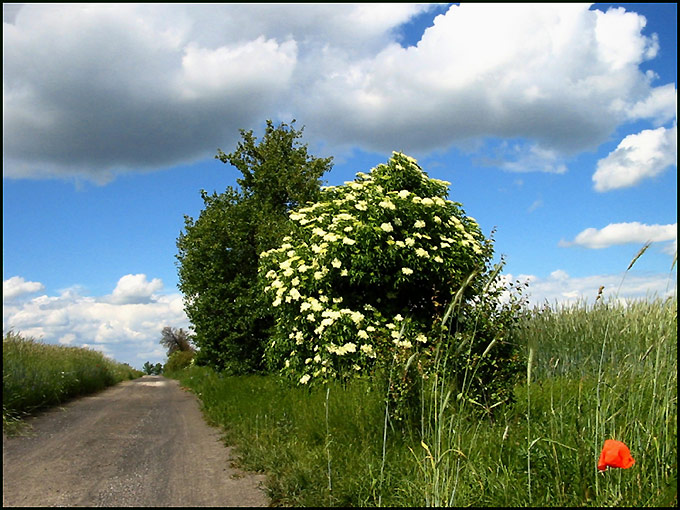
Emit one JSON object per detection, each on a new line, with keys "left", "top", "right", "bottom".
{"left": 597, "top": 439, "right": 635, "bottom": 471}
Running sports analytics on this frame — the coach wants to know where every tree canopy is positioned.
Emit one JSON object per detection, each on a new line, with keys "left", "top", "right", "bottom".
{"left": 159, "top": 326, "right": 194, "bottom": 357}
{"left": 176, "top": 120, "right": 333, "bottom": 372}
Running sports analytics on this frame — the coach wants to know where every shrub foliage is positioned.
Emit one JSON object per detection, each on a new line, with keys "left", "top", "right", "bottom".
{"left": 259, "top": 152, "right": 524, "bottom": 414}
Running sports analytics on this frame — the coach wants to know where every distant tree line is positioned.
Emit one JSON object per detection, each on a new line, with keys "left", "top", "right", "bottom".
{"left": 142, "top": 361, "right": 163, "bottom": 375}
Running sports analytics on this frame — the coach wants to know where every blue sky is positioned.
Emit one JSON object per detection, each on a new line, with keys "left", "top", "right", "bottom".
{"left": 3, "top": 3, "right": 676, "bottom": 369}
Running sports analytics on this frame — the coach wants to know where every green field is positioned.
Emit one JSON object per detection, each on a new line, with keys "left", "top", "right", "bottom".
{"left": 3, "top": 331, "right": 143, "bottom": 432}
{"left": 170, "top": 297, "right": 677, "bottom": 507}
{"left": 3, "top": 295, "right": 675, "bottom": 506}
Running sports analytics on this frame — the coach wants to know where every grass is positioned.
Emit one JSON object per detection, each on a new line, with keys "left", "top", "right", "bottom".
{"left": 3, "top": 331, "right": 143, "bottom": 433}
{"left": 172, "top": 295, "right": 677, "bottom": 507}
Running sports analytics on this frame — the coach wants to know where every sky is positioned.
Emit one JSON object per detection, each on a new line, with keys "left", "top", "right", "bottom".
{"left": 3, "top": 3, "right": 677, "bottom": 369}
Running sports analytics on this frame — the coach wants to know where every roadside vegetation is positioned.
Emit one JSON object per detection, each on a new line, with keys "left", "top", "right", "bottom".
{"left": 172, "top": 295, "right": 676, "bottom": 507}
{"left": 2, "top": 331, "right": 143, "bottom": 433}
{"left": 169, "top": 120, "right": 676, "bottom": 507}
{"left": 7, "top": 120, "right": 674, "bottom": 506}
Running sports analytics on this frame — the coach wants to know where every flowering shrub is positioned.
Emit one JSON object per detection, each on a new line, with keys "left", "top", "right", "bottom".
{"left": 259, "top": 152, "right": 506, "bottom": 390}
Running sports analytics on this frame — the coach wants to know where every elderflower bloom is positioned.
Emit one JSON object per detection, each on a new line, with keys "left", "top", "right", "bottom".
{"left": 360, "top": 344, "right": 376, "bottom": 358}
{"left": 394, "top": 339, "right": 412, "bottom": 348}
{"left": 340, "top": 343, "right": 357, "bottom": 354}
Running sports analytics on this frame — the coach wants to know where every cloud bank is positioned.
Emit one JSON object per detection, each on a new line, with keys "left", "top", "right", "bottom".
{"left": 560, "top": 222, "right": 677, "bottom": 249}
{"left": 506, "top": 269, "right": 676, "bottom": 306}
{"left": 3, "top": 274, "right": 189, "bottom": 367}
{"left": 3, "top": 3, "right": 676, "bottom": 182}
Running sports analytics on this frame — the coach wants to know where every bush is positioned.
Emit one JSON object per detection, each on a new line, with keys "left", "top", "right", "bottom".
{"left": 259, "top": 152, "right": 524, "bottom": 419}
{"left": 164, "top": 350, "right": 195, "bottom": 373}
{"left": 3, "top": 331, "right": 142, "bottom": 422}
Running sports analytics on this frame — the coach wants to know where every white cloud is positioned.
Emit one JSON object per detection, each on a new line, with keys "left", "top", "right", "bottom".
{"left": 593, "top": 6, "right": 658, "bottom": 70}
{"left": 593, "top": 125, "right": 677, "bottom": 191}
{"left": 625, "top": 83, "right": 677, "bottom": 125}
{"left": 2, "top": 3, "right": 675, "bottom": 182}
{"left": 495, "top": 143, "right": 568, "bottom": 174}
{"left": 177, "top": 37, "right": 297, "bottom": 101}
{"left": 506, "top": 269, "right": 676, "bottom": 307}
{"left": 298, "top": 3, "right": 673, "bottom": 156}
{"left": 560, "top": 222, "right": 677, "bottom": 249}
{"left": 59, "top": 333, "right": 76, "bottom": 345}
{"left": 3, "top": 275, "right": 190, "bottom": 368}
{"left": 3, "top": 276, "right": 45, "bottom": 301}
{"left": 110, "top": 274, "right": 163, "bottom": 304}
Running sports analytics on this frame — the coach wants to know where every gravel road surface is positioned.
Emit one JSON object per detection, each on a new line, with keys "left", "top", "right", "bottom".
{"left": 2, "top": 375, "right": 268, "bottom": 507}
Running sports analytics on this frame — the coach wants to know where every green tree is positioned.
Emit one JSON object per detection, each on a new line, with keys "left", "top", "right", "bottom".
{"left": 142, "top": 361, "right": 154, "bottom": 375}
{"left": 176, "top": 120, "right": 333, "bottom": 372}
{"left": 159, "top": 326, "right": 194, "bottom": 356}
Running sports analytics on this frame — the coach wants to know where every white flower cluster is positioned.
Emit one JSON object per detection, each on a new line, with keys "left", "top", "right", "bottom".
{"left": 259, "top": 152, "right": 489, "bottom": 385}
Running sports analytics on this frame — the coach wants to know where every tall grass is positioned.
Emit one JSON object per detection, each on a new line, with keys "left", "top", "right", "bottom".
{"left": 3, "top": 331, "right": 143, "bottom": 430}
{"left": 515, "top": 297, "right": 677, "bottom": 507}
{"left": 172, "top": 367, "right": 419, "bottom": 506}
{"left": 172, "top": 293, "right": 676, "bottom": 507}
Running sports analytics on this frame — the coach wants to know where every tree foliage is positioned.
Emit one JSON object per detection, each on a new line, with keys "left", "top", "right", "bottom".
{"left": 142, "top": 361, "right": 163, "bottom": 375}
{"left": 176, "top": 120, "right": 333, "bottom": 373}
{"left": 159, "top": 326, "right": 194, "bottom": 357}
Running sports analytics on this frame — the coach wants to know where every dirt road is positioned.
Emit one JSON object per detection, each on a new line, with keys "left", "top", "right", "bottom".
{"left": 2, "top": 375, "right": 269, "bottom": 507}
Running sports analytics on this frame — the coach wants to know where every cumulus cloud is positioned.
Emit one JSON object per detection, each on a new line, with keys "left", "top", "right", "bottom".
{"left": 2, "top": 4, "right": 428, "bottom": 182}
{"left": 593, "top": 125, "right": 677, "bottom": 191}
{"left": 3, "top": 274, "right": 189, "bottom": 367}
{"left": 506, "top": 269, "right": 676, "bottom": 306}
{"left": 110, "top": 274, "right": 163, "bottom": 304}
{"left": 625, "top": 83, "right": 677, "bottom": 125}
{"left": 3, "top": 276, "right": 45, "bottom": 301}
{"left": 560, "top": 222, "right": 677, "bottom": 249}
{"left": 2, "top": 3, "right": 675, "bottom": 182}
{"left": 298, "top": 4, "right": 674, "bottom": 157}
